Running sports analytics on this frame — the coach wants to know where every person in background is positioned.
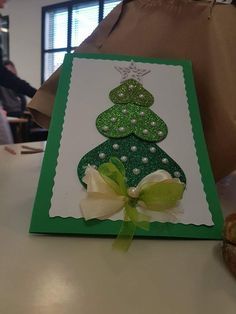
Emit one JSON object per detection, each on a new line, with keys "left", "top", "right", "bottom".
{"left": 0, "top": 0, "right": 37, "bottom": 144}
{"left": 0, "top": 0, "right": 37, "bottom": 97}
{"left": 0, "top": 105, "right": 12, "bottom": 144}
{"left": 0, "top": 60, "right": 27, "bottom": 117}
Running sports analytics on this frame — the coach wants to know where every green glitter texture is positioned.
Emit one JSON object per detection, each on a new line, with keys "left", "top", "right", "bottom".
{"left": 109, "top": 79, "right": 154, "bottom": 107}
{"left": 78, "top": 135, "right": 186, "bottom": 188}
{"left": 78, "top": 75, "right": 186, "bottom": 188}
{"left": 96, "top": 103, "right": 168, "bottom": 142}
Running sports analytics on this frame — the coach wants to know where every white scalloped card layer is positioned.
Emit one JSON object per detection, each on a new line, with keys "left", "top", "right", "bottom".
{"left": 48, "top": 57, "right": 213, "bottom": 226}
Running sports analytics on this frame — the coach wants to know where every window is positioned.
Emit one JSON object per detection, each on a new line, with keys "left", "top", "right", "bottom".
{"left": 42, "top": 0, "right": 121, "bottom": 82}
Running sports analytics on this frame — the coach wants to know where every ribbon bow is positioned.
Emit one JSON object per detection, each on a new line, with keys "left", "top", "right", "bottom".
{"left": 80, "top": 157, "right": 185, "bottom": 250}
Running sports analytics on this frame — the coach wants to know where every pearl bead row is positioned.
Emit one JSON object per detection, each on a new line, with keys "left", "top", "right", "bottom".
{"left": 117, "top": 92, "right": 146, "bottom": 99}
{"left": 102, "top": 124, "right": 164, "bottom": 137}
{"left": 89, "top": 163, "right": 181, "bottom": 179}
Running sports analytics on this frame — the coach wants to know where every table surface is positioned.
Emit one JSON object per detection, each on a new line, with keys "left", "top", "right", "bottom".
{"left": 0, "top": 142, "right": 235, "bottom": 314}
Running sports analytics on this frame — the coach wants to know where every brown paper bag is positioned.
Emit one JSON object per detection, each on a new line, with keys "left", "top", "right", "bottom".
{"left": 28, "top": 0, "right": 236, "bottom": 180}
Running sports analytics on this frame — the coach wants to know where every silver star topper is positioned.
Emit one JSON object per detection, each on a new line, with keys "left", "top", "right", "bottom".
{"left": 115, "top": 60, "right": 151, "bottom": 84}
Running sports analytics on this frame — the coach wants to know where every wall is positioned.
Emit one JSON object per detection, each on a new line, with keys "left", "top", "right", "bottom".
{"left": 2, "top": 0, "right": 66, "bottom": 88}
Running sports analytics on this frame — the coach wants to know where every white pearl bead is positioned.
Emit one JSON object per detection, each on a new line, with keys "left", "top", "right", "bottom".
{"left": 131, "top": 119, "right": 137, "bottom": 124}
{"left": 162, "top": 158, "right": 169, "bottom": 164}
{"left": 151, "top": 121, "right": 156, "bottom": 126}
{"left": 133, "top": 168, "right": 141, "bottom": 175}
{"left": 174, "top": 171, "right": 181, "bottom": 178}
{"left": 139, "top": 94, "right": 144, "bottom": 98}
{"left": 158, "top": 131, "right": 163, "bottom": 136}
{"left": 99, "top": 153, "right": 106, "bottom": 159}
{"left": 140, "top": 112, "right": 145, "bottom": 116}
{"left": 122, "top": 109, "right": 127, "bottom": 114}
{"left": 142, "top": 157, "right": 149, "bottom": 164}
{"left": 111, "top": 117, "right": 116, "bottom": 122}
{"left": 118, "top": 93, "right": 124, "bottom": 97}
{"left": 121, "top": 156, "right": 127, "bottom": 162}
{"left": 128, "top": 187, "right": 139, "bottom": 198}
{"left": 112, "top": 144, "right": 119, "bottom": 150}
{"left": 150, "top": 147, "right": 156, "bottom": 153}
{"left": 143, "top": 129, "right": 148, "bottom": 135}
{"left": 102, "top": 126, "right": 109, "bottom": 131}
{"left": 119, "top": 127, "right": 125, "bottom": 132}
{"left": 130, "top": 146, "right": 137, "bottom": 152}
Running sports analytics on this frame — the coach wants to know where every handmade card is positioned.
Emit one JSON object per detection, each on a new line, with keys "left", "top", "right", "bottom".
{"left": 30, "top": 53, "right": 223, "bottom": 249}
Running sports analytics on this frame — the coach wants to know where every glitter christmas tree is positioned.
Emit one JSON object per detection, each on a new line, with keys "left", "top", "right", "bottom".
{"left": 78, "top": 61, "right": 186, "bottom": 187}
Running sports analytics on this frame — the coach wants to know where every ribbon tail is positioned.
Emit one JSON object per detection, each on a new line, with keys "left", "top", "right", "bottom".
{"left": 112, "top": 219, "right": 136, "bottom": 252}
{"left": 125, "top": 203, "right": 150, "bottom": 231}
{"left": 112, "top": 204, "right": 150, "bottom": 251}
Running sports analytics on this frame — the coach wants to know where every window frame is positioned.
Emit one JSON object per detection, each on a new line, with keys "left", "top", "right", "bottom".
{"left": 41, "top": 0, "right": 118, "bottom": 83}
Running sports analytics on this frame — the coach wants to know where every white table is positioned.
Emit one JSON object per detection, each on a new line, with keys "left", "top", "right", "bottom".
{"left": 0, "top": 142, "right": 235, "bottom": 314}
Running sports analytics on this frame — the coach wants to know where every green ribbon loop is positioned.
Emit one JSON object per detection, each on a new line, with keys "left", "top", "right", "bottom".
{"left": 139, "top": 181, "right": 185, "bottom": 211}
{"left": 98, "top": 158, "right": 127, "bottom": 196}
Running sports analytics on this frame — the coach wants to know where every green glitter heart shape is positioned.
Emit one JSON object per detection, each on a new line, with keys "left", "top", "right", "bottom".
{"left": 109, "top": 79, "right": 154, "bottom": 107}
{"left": 96, "top": 103, "right": 168, "bottom": 142}
{"left": 78, "top": 135, "right": 186, "bottom": 188}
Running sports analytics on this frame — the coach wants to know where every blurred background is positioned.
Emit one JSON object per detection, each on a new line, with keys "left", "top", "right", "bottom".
{"left": 1, "top": 0, "right": 121, "bottom": 143}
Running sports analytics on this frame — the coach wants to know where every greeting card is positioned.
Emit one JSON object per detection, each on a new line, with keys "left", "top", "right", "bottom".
{"left": 30, "top": 53, "right": 223, "bottom": 249}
